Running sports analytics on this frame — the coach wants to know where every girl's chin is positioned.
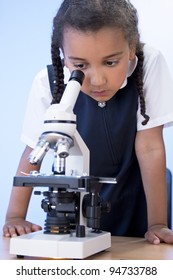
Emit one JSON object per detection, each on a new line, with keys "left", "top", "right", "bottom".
{"left": 90, "top": 96, "right": 111, "bottom": 102}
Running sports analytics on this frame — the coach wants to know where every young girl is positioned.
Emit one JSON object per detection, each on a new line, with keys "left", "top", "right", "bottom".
{"left": 3, "top": 0, "right": 173, "bottom": 244}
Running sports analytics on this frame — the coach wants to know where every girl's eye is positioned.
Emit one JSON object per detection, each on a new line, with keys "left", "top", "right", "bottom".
{"left": 74, "top": 63, "right": 85, "bottom": 69}
{"left": 106, "top": 60, "right": 119, "bottom": 66}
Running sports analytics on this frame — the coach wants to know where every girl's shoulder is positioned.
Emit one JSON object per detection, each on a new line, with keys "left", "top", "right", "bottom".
{"left": 143, "top": 44, "right": 161, "bottom": 57}
{"left": 143, "top": 44, "right": 164, "bottom": 70}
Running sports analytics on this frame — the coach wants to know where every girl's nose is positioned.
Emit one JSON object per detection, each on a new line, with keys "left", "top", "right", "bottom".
{"left": 89, "top": 69, "right": 106, "bottom": 87}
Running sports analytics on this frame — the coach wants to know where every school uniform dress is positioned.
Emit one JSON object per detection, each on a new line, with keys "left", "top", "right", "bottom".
{"left": 21, "top": 44, "right": 173, "bottom": 237}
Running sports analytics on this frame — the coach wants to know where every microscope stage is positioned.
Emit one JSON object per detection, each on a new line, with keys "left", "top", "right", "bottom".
{"left": 10, "top": 229, "right": 111, "bottom": 259}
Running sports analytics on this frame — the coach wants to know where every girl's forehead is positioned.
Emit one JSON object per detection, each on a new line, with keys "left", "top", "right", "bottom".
{"left": 62, "top": 27, "right": 128, "bottom": 52}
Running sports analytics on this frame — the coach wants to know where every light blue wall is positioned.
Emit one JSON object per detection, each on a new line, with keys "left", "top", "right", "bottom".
{"left": 0, "top": 0, "right": 63, "bottom": 228}
{"left": 0, "top": 0, "right": 173, "bottom": 229}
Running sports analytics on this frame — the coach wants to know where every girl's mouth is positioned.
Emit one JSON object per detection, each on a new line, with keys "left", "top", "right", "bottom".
{"left": 92, "top": 90, "right": 107, "bottom": 96}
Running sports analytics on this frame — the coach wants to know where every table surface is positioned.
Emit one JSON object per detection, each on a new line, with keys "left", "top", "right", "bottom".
{"left": 1, "top": 234, "right": 173, "bottom": 260}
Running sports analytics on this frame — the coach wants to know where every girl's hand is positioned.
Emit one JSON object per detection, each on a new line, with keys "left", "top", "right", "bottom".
{"left": 145, "top": 224, "right": 173, "bottom": 244}
{"left": 3, "top": 218, "right": 42, "bottom": 237}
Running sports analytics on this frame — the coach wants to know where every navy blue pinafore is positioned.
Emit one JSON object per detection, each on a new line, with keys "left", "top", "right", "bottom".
{"left": 74, "top": 76, "right": 147, "bottom": 237}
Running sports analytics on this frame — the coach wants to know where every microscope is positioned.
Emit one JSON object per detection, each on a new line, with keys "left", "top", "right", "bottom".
{"left": 10, "top": 70, "right": 116, "bottom": 259}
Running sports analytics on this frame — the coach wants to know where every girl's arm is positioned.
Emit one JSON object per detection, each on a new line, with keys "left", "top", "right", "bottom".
{"left": 135, "top": 125, "right": 173, "bottom": 244}
{"left": 3, "top": 145, "right": 42, "bottom": 237}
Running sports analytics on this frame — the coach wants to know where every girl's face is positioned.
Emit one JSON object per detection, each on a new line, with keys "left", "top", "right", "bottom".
{"left": 63, "top": 27, "right": 136, "bottom": 102}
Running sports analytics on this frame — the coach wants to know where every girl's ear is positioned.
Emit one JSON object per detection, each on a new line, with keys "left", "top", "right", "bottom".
{"left": 129, "top": 36, "right": 139, "bottom": 60}
{"left": 129, "top": 49, "right": 136, "bottom": 61}
{"left": 129, "top": 43, "right": 137, "bottom": 61}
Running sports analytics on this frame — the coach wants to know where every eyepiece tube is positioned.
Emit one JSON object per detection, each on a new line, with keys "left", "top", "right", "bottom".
{"left": 60, "top": 70, "right": 85, "bottom": 110}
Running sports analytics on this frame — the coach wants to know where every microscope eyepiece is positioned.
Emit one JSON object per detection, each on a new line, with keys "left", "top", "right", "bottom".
{"left": 69, "top": 70, "right": 85, "bottom": 85}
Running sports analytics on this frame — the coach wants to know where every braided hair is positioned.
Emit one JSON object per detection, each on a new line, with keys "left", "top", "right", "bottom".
{"left": 51, "top": 0, "right": 149, "bottom": 125}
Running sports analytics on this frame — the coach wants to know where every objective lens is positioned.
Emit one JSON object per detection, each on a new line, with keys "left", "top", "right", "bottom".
{"left": 28, "top": 139, "right": 49, "bottom": 165}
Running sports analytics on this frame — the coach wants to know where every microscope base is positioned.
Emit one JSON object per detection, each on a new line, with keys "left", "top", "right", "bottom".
{"left": 10, "top": 229, "right": 111, "bottom": 259}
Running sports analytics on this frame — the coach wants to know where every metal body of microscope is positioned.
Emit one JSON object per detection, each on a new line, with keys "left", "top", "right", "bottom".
{"left": 10, "top": 70, "right": 116, "bottom": 259}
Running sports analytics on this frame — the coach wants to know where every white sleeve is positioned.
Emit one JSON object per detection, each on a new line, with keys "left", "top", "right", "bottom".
{"left": 137, "top": 45, "right": 173, "bottom": 130}
{"left": 20, "top": 68, "right": 52, "bottom": 148}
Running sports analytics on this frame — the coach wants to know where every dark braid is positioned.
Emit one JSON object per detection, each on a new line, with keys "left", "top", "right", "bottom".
{"left": 51, "top": 0, "right": 150, "bottom": 124}
{"left": 134, "top": 43, "right": 150, "bottom": 125}
{"left": 51, "top": 44, "right": 64, "bottom": 104}
{"left": 51, "top": 18, "right": 65, "bottom": 104}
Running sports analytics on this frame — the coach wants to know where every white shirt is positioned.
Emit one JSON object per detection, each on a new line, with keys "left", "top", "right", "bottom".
{"left": 21, "top": 44, "right": 173, "bottom": 148}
